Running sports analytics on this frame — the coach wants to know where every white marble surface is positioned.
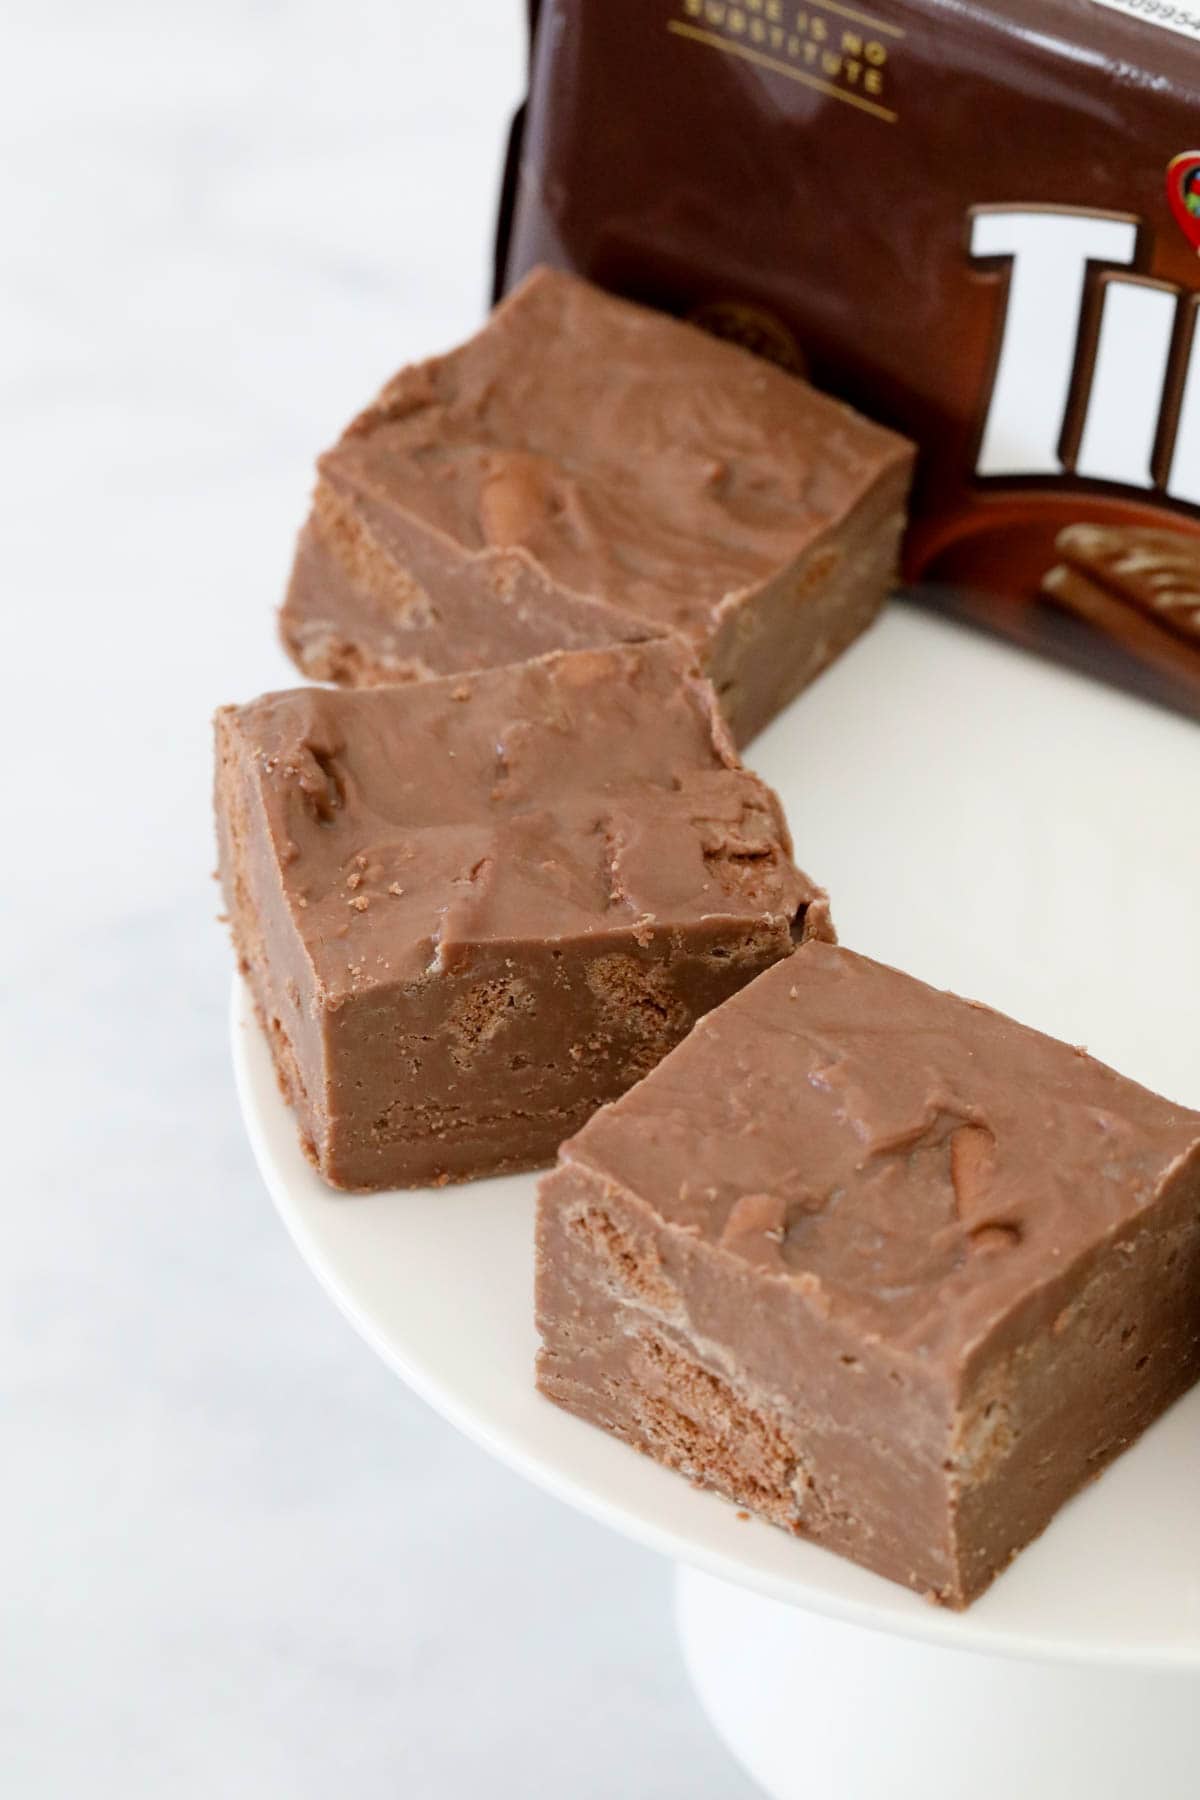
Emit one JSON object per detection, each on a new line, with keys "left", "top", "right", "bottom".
{"left": 1, "top": 5, "right": 759, "bottom": 1793}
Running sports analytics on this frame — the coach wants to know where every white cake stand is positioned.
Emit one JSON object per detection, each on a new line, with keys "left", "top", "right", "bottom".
{"left": 231, "top": 608, "right": 1200, "bottom": 1799}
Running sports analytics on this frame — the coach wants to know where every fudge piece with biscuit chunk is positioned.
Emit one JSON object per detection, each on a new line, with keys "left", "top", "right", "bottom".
{"left": 281, "top": 267, "right": 913, "bottom": 744}
{"left": 536, "top": 943, "right": 1200, "bottom": 1605}
{"left": 215, "top": 640, "right": 830, "bottom": 1190}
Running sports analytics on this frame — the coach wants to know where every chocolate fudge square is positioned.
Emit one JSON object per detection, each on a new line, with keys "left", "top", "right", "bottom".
{"left": 536, "top": 943, "right": 1200, "bottom": 1606}
{"left": 281, "top": 267, "right": 914, "bottom": 744}
{"left": 215, "top": 641, "right": 831, "bottom": 1190}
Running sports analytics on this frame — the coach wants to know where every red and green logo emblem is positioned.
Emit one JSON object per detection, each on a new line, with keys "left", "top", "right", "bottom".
{"left": 1167, "top": 151, "right": 1200, "bottom": 252}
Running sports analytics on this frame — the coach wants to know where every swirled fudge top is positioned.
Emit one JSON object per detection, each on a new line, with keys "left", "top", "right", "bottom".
{"left": 217, "top": 641, "right": 824, "bottom": 1000}
{"left": 559, "top": 941, "right": 1200, "bottom": 1362}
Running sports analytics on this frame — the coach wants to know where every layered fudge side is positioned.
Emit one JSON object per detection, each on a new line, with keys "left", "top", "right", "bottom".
{"left": 281, "top": 267, "right": 914, "bottom": 744}
{"left": 536, "top": 943, "right": 1200, "bottom": 1607}
{"left": 216, "top": 641, "right": 832, "bottom": 1190}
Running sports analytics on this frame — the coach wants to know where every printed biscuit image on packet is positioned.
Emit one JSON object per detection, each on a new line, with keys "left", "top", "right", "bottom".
{"left": 1041, "top": 522, "right": 1200, "bottom": 696}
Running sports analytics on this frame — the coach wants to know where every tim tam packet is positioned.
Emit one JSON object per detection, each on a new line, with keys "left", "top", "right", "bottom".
{"left": 495, "top": 0, "right": 1200, "bottom": 719}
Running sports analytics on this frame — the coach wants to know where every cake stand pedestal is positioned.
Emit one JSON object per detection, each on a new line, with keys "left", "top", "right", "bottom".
{"left": 676, "top": 1567, "right": 1198, "bottom": 1800}
{"left": 230, "top": 611, "right": 1200, "bottom": 1799}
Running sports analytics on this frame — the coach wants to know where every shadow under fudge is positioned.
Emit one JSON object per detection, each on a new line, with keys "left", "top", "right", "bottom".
{"left": 215, "top": 640, "right": 832, "bottom": 1190}
{"left": 281, "top": 267, "right": 914, "bottom": 746}
{"left": 536, "top": 943, "right": 1200, "bottom": 1607}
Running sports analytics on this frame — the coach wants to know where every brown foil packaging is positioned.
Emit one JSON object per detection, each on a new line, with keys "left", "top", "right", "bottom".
{"left": 496, "top": 0, "right": 1200, "bottom": 720}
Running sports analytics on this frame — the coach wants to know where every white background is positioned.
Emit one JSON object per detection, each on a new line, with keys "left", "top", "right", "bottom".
{"left": 1, "top": 4, "right": 760, "bottom": 1793}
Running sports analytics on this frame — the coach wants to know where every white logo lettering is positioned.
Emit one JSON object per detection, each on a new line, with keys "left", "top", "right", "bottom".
{"left": 1076, "top": 279, "right": 1176, "bottom": 489}
{"left": 1167, "top": 301, "right": 1200, "bottom": 506}
{"left": 971, "top": 210, "right": 1137, "bottom": 478}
